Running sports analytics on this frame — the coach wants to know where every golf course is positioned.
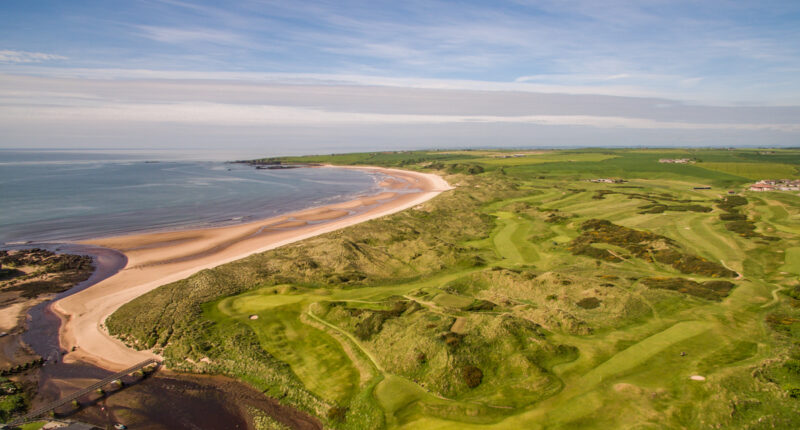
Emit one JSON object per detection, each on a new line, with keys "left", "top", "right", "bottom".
{"left": 107, "top": 148, "right": 800, "bottom": 429}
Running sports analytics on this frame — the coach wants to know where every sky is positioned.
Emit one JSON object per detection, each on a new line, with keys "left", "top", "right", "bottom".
{"left": 1, "top": 0, "right": 799, "bottom": 157}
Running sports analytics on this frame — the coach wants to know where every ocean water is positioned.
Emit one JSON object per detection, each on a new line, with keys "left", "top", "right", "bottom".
{"left": 0, "top": 149, "right": 385, "bottom": 244}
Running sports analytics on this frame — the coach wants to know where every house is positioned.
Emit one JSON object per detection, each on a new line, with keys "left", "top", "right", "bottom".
{"left": 659, "top": 158, "right": 693, "bottom": 164}
{"left": 588, "top": 178, "right": 626, "bottom": 183}
{"left": 749, "top": 179, "right": 800, "bottom": 192}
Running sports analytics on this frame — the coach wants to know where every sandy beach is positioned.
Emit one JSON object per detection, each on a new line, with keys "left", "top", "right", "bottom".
{"left": 52, "top": 166, "right": 451, "bottom": 371}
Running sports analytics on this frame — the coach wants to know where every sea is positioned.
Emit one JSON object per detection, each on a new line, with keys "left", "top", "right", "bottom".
{"left": 0, "top": 149, "right": 385, "bottom": 245}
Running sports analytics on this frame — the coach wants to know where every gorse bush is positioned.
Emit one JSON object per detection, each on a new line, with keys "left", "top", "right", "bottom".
{"left": 569, "top": 219, "right": 736, "bottom": 277}
{"left": 642, "top": 277, "right": 735, "bottom": 301}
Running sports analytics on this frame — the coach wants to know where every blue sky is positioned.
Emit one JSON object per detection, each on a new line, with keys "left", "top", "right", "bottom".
{"left": 1, "top": 1, "right": 799, "bottom": 155}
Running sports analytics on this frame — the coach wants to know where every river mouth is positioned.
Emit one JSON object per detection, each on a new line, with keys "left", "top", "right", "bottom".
{"left": 13, "top": 243, "right": 320, "bottom": 429}
{"left": 20, "top": 243, "right": 128, "bottom": 361}
{"left": 65, "top": 372, "right": 321, "bottom": 430}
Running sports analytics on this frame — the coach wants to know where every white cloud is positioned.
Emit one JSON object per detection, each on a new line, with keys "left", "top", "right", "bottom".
{"left": 2, "top": 101, "right": 797, "bottom": 133}
{"left": 0, "top": 67, "right": 695, "bottom": 101}
{"left": 0, "top": 50, "right": 67, "bottom": 63}
{"left": 136, "top": 26, "right": 248, "bottom": 46}
{"left": 0, "top": 72, "right": 797, "bottom": 153}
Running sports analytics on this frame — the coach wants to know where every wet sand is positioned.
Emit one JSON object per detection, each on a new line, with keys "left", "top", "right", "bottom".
{"left": 60, "top": 370, "right": 322, "bottom": 430}
{"left": 53, "top": 166, "right": 452, "bottom": 372}
{"left": 3, "top": 246, "right": 320, "bottom": 429}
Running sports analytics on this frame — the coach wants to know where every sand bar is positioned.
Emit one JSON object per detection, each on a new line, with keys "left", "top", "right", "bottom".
{"left": 53, "top": 166, "right": 451, "bottom": 371}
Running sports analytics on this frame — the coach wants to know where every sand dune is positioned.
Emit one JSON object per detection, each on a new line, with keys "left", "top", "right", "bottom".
{"left": 53, "top": 167, "right": 451, "bottom": 371}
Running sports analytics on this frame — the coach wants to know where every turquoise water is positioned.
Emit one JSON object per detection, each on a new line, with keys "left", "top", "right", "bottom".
{"left": 0, "top": 150, "right": 383, "bottom": 244}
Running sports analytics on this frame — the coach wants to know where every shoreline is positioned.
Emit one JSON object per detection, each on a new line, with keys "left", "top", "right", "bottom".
{"left": 52, "top": 166, "right": 452, "bottom": 371}
{"left": 1, "top": 164, "right": 390, "bottom": 247}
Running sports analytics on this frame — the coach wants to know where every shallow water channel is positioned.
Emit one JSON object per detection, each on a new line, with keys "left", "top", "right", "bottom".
{"left": 18, "top": 243, "right": 319, "bottom": 429}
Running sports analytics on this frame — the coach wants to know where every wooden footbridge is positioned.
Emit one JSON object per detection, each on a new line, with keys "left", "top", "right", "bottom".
{"left": 6, "top": 358, "right": 160, "bottom": 427}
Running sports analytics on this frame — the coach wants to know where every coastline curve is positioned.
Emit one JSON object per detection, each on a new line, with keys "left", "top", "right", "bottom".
{"left": 52, "top": 166, "right": 452, "bottom": 371}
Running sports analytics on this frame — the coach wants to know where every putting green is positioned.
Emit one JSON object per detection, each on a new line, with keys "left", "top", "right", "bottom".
{"left": 780, "top": 247, "right": 800, "bottom": 275}
{"left": 215, "top": 301, "right": 360, "bottom": 404}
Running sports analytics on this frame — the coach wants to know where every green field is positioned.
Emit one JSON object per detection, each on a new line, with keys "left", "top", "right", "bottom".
{"left": 457, "top": 152, "right": 618, "bottom": 166}
{"left": 697, "top": 162, "right": 800, "bottom": 180}
{"left": 780, "top": 247, "right": 800, "bottom": 275}
{"left": 107, "top": 148, "right": 800, "bottom": 429}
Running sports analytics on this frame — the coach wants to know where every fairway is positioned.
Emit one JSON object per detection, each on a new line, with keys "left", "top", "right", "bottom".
{"left": 780, "top": 247, "right": 800, "bottom": 275}
{"left": 109, "top": 148, "right": 800, "bottom": 429}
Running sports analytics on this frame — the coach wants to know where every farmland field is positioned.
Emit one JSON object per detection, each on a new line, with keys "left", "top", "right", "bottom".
{"left": 697, "top": 162, "right": 800, "bottom": 180}
{"left": 108, "top": 148, "right": 800, "bottom": 429}
{"left": 456, "top": 152, "right": 618, "bottom": 166}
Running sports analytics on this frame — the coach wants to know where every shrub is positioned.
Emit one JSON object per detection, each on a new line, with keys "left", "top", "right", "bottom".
{"left": 327, "top": 406, "right": 348, "bottom": 422}
{"left": 353, "top": 300, "right": 414, "bottom": 340}
{"left": 717, "top": 195, "right": 748, "bottom": 211}
{"left": 720, "top": 212, "right": 747, "bottom": 221}
{"left": 672, "top": 255, "right": 736, "bottom": 278}
{"left": 465, "top": 299, "right": 497, "bottom": 312}
{"left": 571, "top": 219, "right": 734, "bottom": 277}
{"left": 462, "top": 365, "right": 483, "bottom": 388}
{"left": 726, "top": 220, "right": 756, "bottom": 235}
{"left": 766, "top": 314, "right": 800, "bottom": 335}
{"left": 638, "top": 204, "right": 710, "bottom": 214}
{"left": 639, "top": 204, "right": 667, "bottom": 214}
{"left": 576, "top": 297, "right": 601, "bottom": 309}
{"left": 785, "top": 285, "right": 800, "bottom": 301}
{"left": 784, "top": 359, "right": 800, "bottom": 375}
{"left": 442, "top": 332, "right": 464, "bottom": 350}
{"left": 642, "top": 277, "right": 735, "bottom": 301}
{"left": 545, "top": 212, "right": 571, "bottom": 223}
{"left": 447, "top": 164, "right": 485, "bottom": 175}
{"left": 0, "top": 393, "right": 26, "bottom": 422}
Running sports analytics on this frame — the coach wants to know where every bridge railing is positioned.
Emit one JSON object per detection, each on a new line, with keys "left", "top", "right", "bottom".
{"left": 6, "top": 358, "right": 160, "bottom": 427}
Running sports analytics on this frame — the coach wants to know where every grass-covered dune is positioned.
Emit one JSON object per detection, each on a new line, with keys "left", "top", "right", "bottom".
{"left": 108, "top": 148, "right": 800, "bottom": 429}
